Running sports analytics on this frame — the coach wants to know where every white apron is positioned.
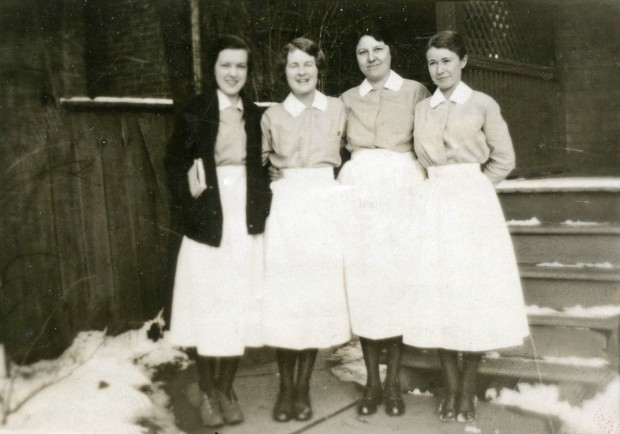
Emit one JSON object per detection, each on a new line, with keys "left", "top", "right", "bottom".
{"left": 338, "top": 149, "right": 426, "bottom": 339}
{"left": 403, "top": 164, "right": 529, "bottom": 351}
{"left": 262, "top": 168, "right": 352, "bottom": 350}
{"left": 169, "top": 166, "right": 264, "bottom": 356}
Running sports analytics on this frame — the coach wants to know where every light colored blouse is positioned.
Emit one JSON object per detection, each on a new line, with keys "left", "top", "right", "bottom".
{"left": 414, "top": 82, "right": 515, "bottom": 185}
{"left": 341, "top": 70, "right": 430, "bottom": 153}
{"left": 214, "top": 89, "right": 247, "bottom": 165}
{"left": 261, "top": 91, "right": 346, "bottom": 169}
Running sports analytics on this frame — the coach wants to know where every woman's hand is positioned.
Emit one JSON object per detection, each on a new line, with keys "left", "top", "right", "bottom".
{"left": 269, "top": 165, "right": 283, "bottom": 181}
{"left": 188, "top": 158, "right": 208, "bottom": 198}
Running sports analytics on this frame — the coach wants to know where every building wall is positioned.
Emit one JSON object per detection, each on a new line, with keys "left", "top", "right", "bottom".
{"left": 84, "top": 0, "right": 172, "bottom": 97}
{"left": 556, "top": 0, "right": 620, "bottom": 175}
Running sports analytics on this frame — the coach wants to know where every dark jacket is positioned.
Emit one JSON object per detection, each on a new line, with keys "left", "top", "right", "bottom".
{"left": 165, "top": 92, "right": 272, "bottom": 246}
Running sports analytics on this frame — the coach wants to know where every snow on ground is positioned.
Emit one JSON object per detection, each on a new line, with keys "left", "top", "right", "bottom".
{"left": 496, "top": 177, "right": 620, "bottom": 192}
{"left": 526, "top": 304, "right": 620, "bottom": 317}
{"left": 537, "top": 261, "right": 615, "bottom": 269}
{"left": 0, "top": 317, "right": 188, "bottom": 434}
{"left": 491, "top": 376, "right": 619, "bottom": 434}
{"left": 328, "top": 340, "right": 386, "bottom": 386}
{"left": 507, "top": 217, "right": 542, "bottom": 226}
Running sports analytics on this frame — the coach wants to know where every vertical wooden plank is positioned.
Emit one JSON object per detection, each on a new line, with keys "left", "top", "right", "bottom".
{"left": 100, "top": 112, "right": 143, "bottom": 330}
{"left": 69, "top": 111, "right": 116, "bottom": 329}
{"left": 138, "top": 112, "right": 177, "bottom": 322}
{"left": 45, "top": 109, "right": 91, "bottom": 334}
{"left": 121, "top": 113, "right": 162, "bottom": 322}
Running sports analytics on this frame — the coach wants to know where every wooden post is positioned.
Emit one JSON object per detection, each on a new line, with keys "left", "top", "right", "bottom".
{"left": 190, "top": 0, "right": 202, "bottom": 94}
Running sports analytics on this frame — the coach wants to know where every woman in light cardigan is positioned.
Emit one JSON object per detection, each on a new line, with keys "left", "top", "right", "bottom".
{"left": 403, "top": 30, "right": 529, "bottom": 423}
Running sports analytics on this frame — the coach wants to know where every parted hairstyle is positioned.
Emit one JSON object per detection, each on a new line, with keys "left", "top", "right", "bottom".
{"left": 279, "top": 37, "right": 327, "bottom": 73}
{"left": 351, "top": 19, "right": 398, "bottom": 62}
{"left": 428, "top": 30, "right": 468, "bottom": 60}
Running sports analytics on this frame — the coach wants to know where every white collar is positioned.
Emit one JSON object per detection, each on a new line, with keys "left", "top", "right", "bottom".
{"left": 429, "top": 81, "right": 473, "bottom": 108}
{"left": 282, "top": 90, "right": 329, "bottom": 117}
{"left": 358, "top": 70, "right": 404, "bottom": 97}
{"left": 217, "top": 89, "right": 244, "bottom": 111}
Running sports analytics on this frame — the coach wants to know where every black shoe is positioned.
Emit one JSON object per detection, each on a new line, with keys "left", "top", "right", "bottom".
{"left": 272, "top": 391, "right": 294, "bottom": 422}
{"left": 356, "top": 386, "right": 383, "bottom": 416}
{"left": 294, "top": 391, "right": 313, "bottom": 421}
{"left": 456, "top": 392, "right": 476, "bottom": 422}
{"left": 383, "top": 386, "right": 405, "bottom": 416}
{"left": 438, "top": 393, "right": 457, "bottom": 422}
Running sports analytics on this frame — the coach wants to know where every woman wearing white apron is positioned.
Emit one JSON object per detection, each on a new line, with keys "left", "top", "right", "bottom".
{"left": 338, "top": 22, "right": 430, "bottom": 417}
{"left": 165, "top": 35, "right": 271, "bottom": 428}
{"left": 403, "top": 30, "right": 530, "bottom": 423}
{"left": 261, "top": 37, "right": 351, "bottom": 423}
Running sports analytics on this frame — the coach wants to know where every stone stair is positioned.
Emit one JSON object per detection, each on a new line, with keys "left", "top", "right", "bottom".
{"left": 401, "top": 177, "right": 620, "bottom": 389}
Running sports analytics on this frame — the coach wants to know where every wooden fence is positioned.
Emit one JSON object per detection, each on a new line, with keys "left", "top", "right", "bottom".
{"left": 0, "top": 101, "right": 175, "bottom": 362}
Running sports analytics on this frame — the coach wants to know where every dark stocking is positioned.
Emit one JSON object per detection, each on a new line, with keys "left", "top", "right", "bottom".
{"left": 458, "top": 351, "right": 482, "bottom": 422}
{"left": 357, "top": 337, "right": 383, "bottom": 415}
{"left": 218, "top": 356, "right": 241, "bottom": 398}
{"left": 437, "top": 349, "right": 459, "bottom": 421}
{"left": 384, "top": 337, "right": 403, "bottom": 396}
{"left": 197, "top": 356, "right": 217, "bottom": 397}
{"left": 294, "top": 349, "right": 317, "bottom": 420}
{"left": 273, "top": 349, "right": 297, "bottom": 422}
{"left": 383, "top": 337, "right": 405, "bottom": 416}
{"left": 360, "top": 337, "right": 382, "bottom": 396}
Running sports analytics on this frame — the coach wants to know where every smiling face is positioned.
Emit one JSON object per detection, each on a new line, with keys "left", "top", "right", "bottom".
{"left": 356, "top": 35, "right": 391, "bottom": 84}
{"left": 214, "top": 48, "right": 248, "bottom": 99}
{"left": 426, "top": 47, "right": 468, "bottom": 98}
{"left": 285, "top": 48, "right": 318, "bottom": 100}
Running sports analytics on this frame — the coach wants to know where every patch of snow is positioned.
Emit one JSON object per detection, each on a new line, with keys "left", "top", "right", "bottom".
{"left": 496, "top": 177, "right": 620, "bottom": 193}
{"left": 561, "top": 220, "right": 604, "bottom": 226}
{"left": 526, "top": 304, "right": 620, "bottom": 318}
{"left": 0, "top": 318, "right": 187, "bottom": 433}
{"left": 464, "top": 425, "right": 482, "bottom": 433}
{"left": 506, "top": 217, "right": 542, "bottom": 226}
{"left": 60, "top": 96, "right": 173, "bottom": 106}
{"left": 406, "top": 388, "right": 434, "bottom": 396}
{"left": 485, "top": 351, "right": 502, "bottom": 359}
{"left": 329, "top": 340, "right": 386, "bottom": 386}
{"left": 525, "top": 305, "right": 559, "bottom": 315}
{"left": 541, "top": 357, "right": 609, "bottom": 368}
{"left": 491, "top": 377, "right": 619, "bottom": 434}
{"left": 536, "top": 262, "right": 614, "bottom": 269}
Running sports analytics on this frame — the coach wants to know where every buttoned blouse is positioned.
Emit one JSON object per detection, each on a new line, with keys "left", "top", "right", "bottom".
{"left": 414, "top": 82, "right": 515, "bottom": 185}
{"left": 341, "top": 70, "right": 430, "bottom": 153}
{"left": 214, "top": 90, "right": 247, "bottom": 165}
{"left": 261, "top": 91, "right": 346, "bottom": 169}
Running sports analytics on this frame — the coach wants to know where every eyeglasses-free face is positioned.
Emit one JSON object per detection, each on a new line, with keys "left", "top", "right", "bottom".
{"left": 214, "top": 49, "right": 249, "bottom": 99}
{"left": 285, "top": 48, "right": 319, "bottom": 100}
{"left": 356, "top": 35, "right": 391, "bottom": 84}
{"left": 426, "top": 47, "right": 468, "bottom": 98}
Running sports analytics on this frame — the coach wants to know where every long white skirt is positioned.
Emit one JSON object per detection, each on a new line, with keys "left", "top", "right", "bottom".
{"left": 338, "top": 150, "right": 426, "bottom": 339}
{"left": 168, "top": 166, "right": 264, "bottom": 357}
{"left": 402, "top": 164, "right": 529, "bottom": 352}
{"left": 262, "top": 168, "right": 352, "bottom": 350}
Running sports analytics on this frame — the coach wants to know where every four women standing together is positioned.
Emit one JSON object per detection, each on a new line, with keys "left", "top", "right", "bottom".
{"left": 165, "top": 27, "right": 529, "bottom": 429}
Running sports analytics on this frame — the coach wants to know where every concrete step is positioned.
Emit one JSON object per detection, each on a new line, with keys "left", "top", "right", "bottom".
{"left": 401, "top": 312, "right": 620, "bottom": 385}
{"left": 519, "top": 264, "right": 620, "bottom": 308}
{"left": 497, "top": 178, "right": 620, "bottom": 223}
{"left": 510, "top": 224, "right": 620, "bottom": 264}
{"left": 401, "top": 348, "right": 616, "bottom": 386}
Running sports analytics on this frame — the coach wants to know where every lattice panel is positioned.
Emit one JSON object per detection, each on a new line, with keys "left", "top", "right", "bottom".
{"left": 462, "top": 1, "right": 550, "bottom": 65}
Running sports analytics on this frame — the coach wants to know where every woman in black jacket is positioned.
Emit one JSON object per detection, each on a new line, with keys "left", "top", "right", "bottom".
{"left": 164, "top": 35, "right": 271, "bottom": 429}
